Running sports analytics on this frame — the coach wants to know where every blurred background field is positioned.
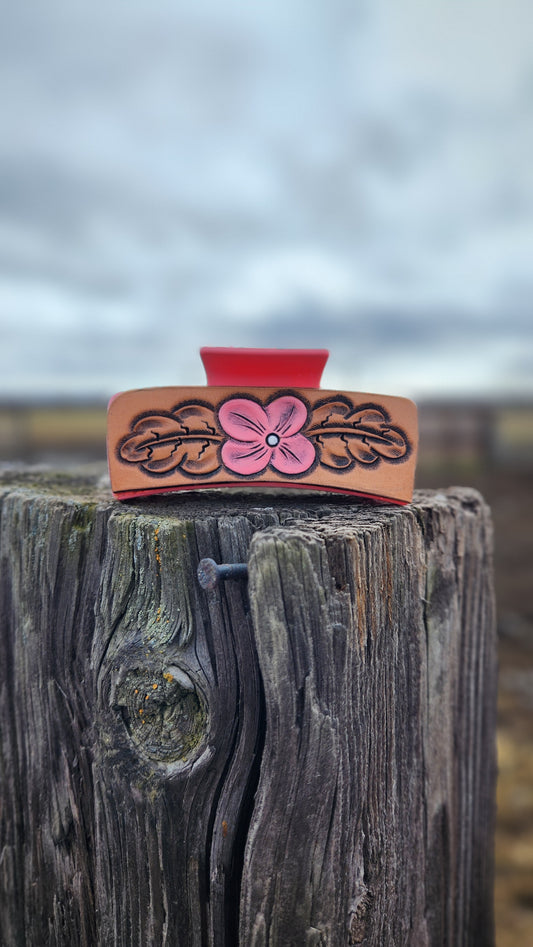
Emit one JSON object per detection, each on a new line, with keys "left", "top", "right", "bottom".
{"left": 1, "top": 1, "right": 532, "bottom": 942}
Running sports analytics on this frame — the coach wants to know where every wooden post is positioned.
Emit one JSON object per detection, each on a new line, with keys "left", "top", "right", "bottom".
{"left": 0, "top": 469, "right": 497, "bottom": 946}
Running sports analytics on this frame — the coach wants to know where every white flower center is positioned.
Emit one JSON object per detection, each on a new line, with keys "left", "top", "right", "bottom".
{"left": 266, "top": 433, "right": 280, "bottom": 447}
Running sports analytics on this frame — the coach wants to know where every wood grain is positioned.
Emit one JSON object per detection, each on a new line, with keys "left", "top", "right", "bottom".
{"left": 0, "top": 468, "right": 496, "bottom": 945}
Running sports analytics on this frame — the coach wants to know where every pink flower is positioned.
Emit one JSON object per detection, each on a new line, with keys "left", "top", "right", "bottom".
{"left": 219, "top": 395, "right": 315, "bottom": 476}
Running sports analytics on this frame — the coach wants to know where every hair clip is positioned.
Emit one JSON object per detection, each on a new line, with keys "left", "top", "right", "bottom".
{"left": 107, "top": 347, "right": 418, "bottom": 504}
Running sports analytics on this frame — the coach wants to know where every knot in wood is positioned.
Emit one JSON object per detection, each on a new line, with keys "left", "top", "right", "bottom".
{"left": 115, "top": 667, "right": 207, "bottom": 764}
{"left": 349, "top": 891, "right": 373, "bottom": 944}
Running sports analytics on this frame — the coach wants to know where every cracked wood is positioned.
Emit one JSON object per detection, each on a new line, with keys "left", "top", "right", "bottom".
{"left": 0, "top": 468, "right": 496, "bottom": 945}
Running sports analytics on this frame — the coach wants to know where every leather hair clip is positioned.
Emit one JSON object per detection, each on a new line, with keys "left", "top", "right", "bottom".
{"left": 107, "top": 348, "right": 418, "bottom": 504}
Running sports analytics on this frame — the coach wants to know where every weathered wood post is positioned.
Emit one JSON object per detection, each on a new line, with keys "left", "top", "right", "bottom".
{"left": 0, "top": 468, "right": 497, "bottom": 946}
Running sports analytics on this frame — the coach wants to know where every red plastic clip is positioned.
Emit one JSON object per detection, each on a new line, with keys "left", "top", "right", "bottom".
{"left": 107, "top": 348, "right": 418, "bottom": 504}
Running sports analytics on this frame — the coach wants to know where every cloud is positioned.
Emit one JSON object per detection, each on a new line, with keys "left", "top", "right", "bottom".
{"left": 0, "top": 0, "right": 532, "bottom": 399}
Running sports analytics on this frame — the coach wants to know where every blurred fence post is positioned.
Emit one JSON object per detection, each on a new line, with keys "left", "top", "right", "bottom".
{"left": 0, "top": 469, "right": 497, "bottom": 946}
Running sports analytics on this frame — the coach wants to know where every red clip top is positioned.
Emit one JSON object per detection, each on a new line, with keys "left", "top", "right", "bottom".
{"left": 200, "top": 347, "right": 329, "bottom": 388}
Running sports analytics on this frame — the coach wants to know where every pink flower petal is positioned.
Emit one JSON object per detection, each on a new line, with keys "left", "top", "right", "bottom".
{"left": 265, "top": 396, "right": 308, "bottom": 437}
{"left": 219, "top": 398, "right": 268, "bottom": 442}
{"left": 222, "top": 438, "right": 271, "bottom": 475}
{"left": 271, "top": 433, "right": 315, "bottom": 474}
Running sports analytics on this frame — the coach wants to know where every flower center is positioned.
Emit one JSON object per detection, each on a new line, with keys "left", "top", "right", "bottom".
{"left": 266, "top": 433, "right": 280, "bottom": 447}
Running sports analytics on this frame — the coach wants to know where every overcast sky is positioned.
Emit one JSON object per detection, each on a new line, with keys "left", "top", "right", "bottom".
{"left": 1, "top": 0, "right": 532, "bottom": 401}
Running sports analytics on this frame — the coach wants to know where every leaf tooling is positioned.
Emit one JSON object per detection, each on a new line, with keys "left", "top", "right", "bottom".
{"left": 308, "top": 398, "right": 410, "bottom": 471}
{"left": 119, "top": 404, "right": 222, "bottom": 477}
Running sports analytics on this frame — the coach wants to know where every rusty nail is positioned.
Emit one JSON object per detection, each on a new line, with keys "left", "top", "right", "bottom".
{"left": 197, "top": 558, "right": 248, "bottom": 590}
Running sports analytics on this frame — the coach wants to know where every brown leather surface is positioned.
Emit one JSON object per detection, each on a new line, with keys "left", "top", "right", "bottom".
{"left": 107, "top": 386, "right": 418, "bottom": 503}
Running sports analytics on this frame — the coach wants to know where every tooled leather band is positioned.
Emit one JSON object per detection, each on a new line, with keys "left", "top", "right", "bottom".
{"left": 107, "top": 385, "right": 418, "bottom": 504}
